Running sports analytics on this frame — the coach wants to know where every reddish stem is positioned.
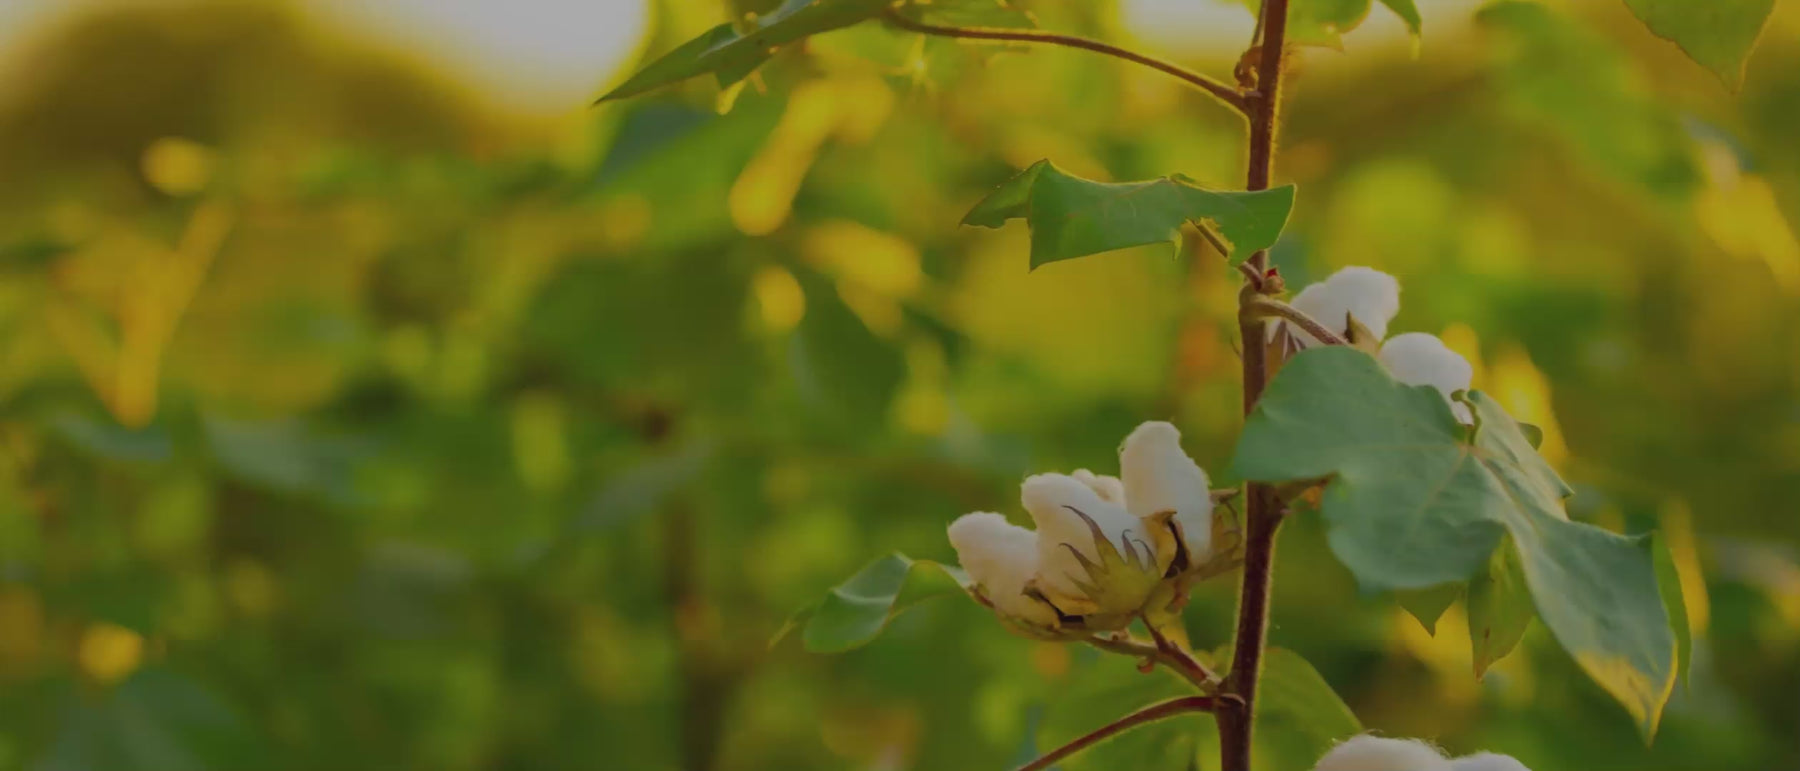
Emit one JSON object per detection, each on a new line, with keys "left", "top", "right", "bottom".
{"left": 1017, "top": 696, "right": 1223, "bottom": 771}
{"left": 1220, "top": 0, "right": 1293, "bottom": 769}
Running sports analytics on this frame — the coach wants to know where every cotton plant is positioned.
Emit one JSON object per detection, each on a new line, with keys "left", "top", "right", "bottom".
{"left": 609, "top": 0, "right": 1719, "bottom": 768}
{"left": 947, "top": 422, "right": 1236, "bottom": 637}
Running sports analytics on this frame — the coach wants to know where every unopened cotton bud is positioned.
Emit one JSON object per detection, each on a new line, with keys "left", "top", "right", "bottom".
{"left": 1287, "top": 266, "right": 1402, "bottom": 343}
{"left": 1450, "top": 753, "right": 1532, "bottom": 771}
{"left": 1379, "top": 332, "right": 1475, "bottom": 422}
{"left": 1021, "top": 473, "right": 1152, "bottom": 607}
{"left": 1119, "top": 421, "right": 1213, "bottom": 561}
{"left": 1313, "top": 736, "right": 1453, "bottom": 771}
{"left": 947, "top": 512, "right": 1057, "bottom": 626}
{"left": 1071, "top": 469, "right": 1125, "bottom": 504}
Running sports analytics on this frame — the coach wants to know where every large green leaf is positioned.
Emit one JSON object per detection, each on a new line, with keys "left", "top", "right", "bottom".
{"left": 783, "top": 552, "right": 973, "bottom": 653}
{"left": 1247, "top": 647, "right": 1365, "bottom": 771}
{"left": 1230, "top": 347, "right": 1676, "bottom": 736}
{"left": 1396, "top": 583, "right": 1461, "bottom": 635}
{"left": 1622, "top": 0, "right": 1774, "bottom": 88}
{"left": 1467, "top": 538, "right": 1534, "bottom": 678}
{"left": 962, "top": 160, "right": 1296, "bottom": 268}
{"left": 598, "top": 0, "right": 891, "bottom": 102}
{"left": 1185, "top": 645, "right": 1364, "bottom": 771}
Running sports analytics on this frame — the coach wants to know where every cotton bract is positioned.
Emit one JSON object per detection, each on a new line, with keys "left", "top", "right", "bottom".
{"left": 945, "top": 421, "right": 1222, "bottom": 634}
{"left": 1312, "top": 735, "right": 1532, "bottom": 771}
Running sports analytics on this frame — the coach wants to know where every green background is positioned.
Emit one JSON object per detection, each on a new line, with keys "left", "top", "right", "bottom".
{"left": 0, "top": 0, "right": 1797, "bottom": 769}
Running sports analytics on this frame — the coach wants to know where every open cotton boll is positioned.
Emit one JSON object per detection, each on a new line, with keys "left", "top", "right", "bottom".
{"left": 1119, "top": 421, "right": 1213, "bottom": 561}
{"left": 1283, "top": 266, "right": 1402, "bottom": 343}
{"left": 1313, "top": 735, "right": 1453, "bottom": 771}
{"left": 1379, "top": 332, "right": 1475, "bottom": 422}
{"left": 1021, "top": 473, "right": 1146, "bottom": 602}
{"left": 946, "top": 512, "right": 1057, "bottom": 626}
{"left": 1071, "top": 469, "right": 1126, "bottom": 504}
{"left": 1450, "top": 752, "right": 1532, "bottom": 771}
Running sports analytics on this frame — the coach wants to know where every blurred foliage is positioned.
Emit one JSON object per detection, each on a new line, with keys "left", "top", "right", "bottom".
{"left": 0, "top": 1, "right": 1798, "bottom": 770}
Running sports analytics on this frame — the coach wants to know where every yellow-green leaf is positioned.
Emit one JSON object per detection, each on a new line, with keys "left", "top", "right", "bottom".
{"left": 1231, "top": 347, "right": 1677, "bottom": 736}
{"left": 1622, "top": 0, "right": 1774, "bottom": 88}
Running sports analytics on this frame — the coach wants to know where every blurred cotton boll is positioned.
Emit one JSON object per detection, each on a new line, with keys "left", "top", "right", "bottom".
{"left": 1379, "top": 332, "right": 1476, "bottom": 422}
{"left": 1451, "top": 752, "right": 1533, "bottom": 771}
{"left": 1313, "top": 736, "right": 1453, "bottom": 771}
{"left": 1312, "top": 735, "right": 1533, "bottom": 771}
{"left": 1119, "top": 421, "right": 1214, "bottom": 561}
{"left": 946, "top": 513, "right": 1057, "bottom": 626}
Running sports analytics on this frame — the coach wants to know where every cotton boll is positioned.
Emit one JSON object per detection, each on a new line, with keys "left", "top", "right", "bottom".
{"left": 1379, "top": 332, "right": 1475, "bottom": 422}
{"left": 1321, "top": 266, "right": 1402, "bottom": 339}
{"left": 1021, "top": 473, "right": 1146, "bottom": 602}
{"left": 1284, "top": 267, "right": 1402, "bottom": 344}
{"left": 1071, "top": 469, "right": 1126, "bottom": 504}
{"left": 1118, "top": 422, "right": 1213, "bottom": 561}
{"left": 947, "top": 512, "right": 1057, "bottom": 626}
{"left": 1451, "top": 752, "right": 1532, "bottom": 771}
{"left": 1313, "top": 735, "right": 1453, "bottom": 771}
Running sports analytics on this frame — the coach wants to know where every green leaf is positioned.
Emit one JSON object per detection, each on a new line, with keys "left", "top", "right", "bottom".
{"left": 1249, "top": 648, "right": 1364, "bottom": 770}
{"left": 1377, "top": 0, "right": 1423, "bottom": 38}
{"left": 794, "top": 552, "right": 973, "bottom": 653}
{"left": 1652, "top": 532, "right": 1693, "bottom": 687}
{"left": 1230, "top": 347, "right": 1676, "bottom": 736}
{"left": 1622, "top": 0, "right": 1774, "bottom": 88}
{"left": 1467, "top": 538, "right": 1534, "bottom": 678}
{"left": 1396, "top": 583, "right": 1461, "bottom": 635}
{"left": 597, "top": 0, "right": 891, "bottom": 102}
{"left": 962, "top": 160, "right": 1297, "bottom": 268}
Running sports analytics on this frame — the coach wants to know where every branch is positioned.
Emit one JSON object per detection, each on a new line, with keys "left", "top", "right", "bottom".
{"left": 1017, "top": 695, "right": 1223, "bottom": 771}
{"left": 1243, "top": 297, "right": 1348, "bottom": 347}
{"left": 1085, "top": 635, "right": 1218, "bottom": 691}
{"left": 881, "top": 9, "right": 1249, "bottom": 114}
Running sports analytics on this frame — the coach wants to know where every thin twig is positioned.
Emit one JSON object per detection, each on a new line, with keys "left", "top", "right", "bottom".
{"left": 1243, "top": 296, "right": 1348, "bottom": 347}
{"left": 881, "top": 9, "right": 1249, "bottom": 114}
{"left": 1145, "top": 619, "right": 1223, "bottom": 687}
{"left": 1084, "top": 635, "right": 1216, "bottom": 691}
{"left": 1017, "top": 695, "right": 1223, "bottom": 771}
